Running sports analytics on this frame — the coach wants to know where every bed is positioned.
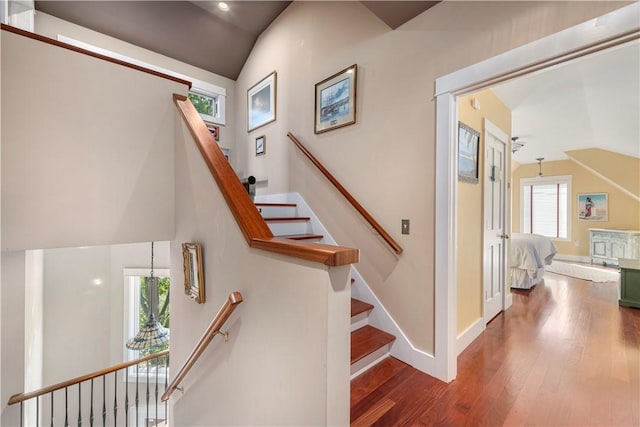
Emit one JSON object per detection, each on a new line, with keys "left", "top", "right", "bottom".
{"left": 510, "top": 233, "right": 557, "bottom": 289}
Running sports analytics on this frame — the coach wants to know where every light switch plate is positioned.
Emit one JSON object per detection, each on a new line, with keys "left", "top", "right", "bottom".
{"left": 402, "top": 219, "right": 410, "bottom": 235}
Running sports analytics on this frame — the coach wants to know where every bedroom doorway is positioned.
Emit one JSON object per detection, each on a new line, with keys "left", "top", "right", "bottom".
{"left": 433, "top": 4, "right": 638, "bottom": 382}
{"left": 482, "top": 119, "right": 509, "bottom": 323}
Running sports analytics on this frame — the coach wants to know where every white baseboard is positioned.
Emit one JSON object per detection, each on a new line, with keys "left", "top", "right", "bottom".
{"left": 456, "top": 318, "right": 484, "bottom": 356}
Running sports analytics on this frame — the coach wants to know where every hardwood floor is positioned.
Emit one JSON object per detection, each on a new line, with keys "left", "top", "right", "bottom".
{"left": 350, "top": 272, "right": 640, "bottom": 426}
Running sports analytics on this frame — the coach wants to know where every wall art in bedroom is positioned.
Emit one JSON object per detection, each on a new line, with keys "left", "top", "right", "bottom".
{"left": 578, "top": 193, "right": 608, "bottom": 221}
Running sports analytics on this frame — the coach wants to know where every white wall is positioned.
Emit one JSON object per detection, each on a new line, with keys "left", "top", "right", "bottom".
{"left": 40, "top": 242, "right": 169, "bottom": 383}
{"left": 0, "top": 21, "right": 3, "bottom": 415}
{"left": 234, "top": 0, "right": 630, "bottom": 356}
{"left": 24, "top": 249, "right": 43, "bottom": 426}
{"left": 170, "top": 113, "right": 350, "bottom": 425}
{"left": 1, "top": 251, "right": 25, "bottom": 426}
{"left": 1, "top": 29, "right": 186, "bottom": 251}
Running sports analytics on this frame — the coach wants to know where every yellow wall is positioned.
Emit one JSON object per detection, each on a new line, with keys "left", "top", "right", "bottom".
{"left": 457, "top": 90, "right": 511, "bottom": 335}
{"left": 567, "top": 148, "right": 640, "bottom": 199}
{"left": 512, "top": 156, "right": 640, "bottom": 257}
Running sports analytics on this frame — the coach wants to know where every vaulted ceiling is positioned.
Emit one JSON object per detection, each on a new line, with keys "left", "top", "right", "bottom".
{"left": 35, "top": 1, "right": 440, "bottom": 80}
{"left": 493, "top": 40, "right": 640, "bottom": 164}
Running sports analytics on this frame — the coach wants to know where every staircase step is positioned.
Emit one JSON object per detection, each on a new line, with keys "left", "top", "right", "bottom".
{"left": 263, "top": 217, "right": 310, "bottom": 222}
{"left": 278, "top": 234, "right": 323, "bottom": 241}
{"left": 255, "top": 203, "right": 298, "bottom": 217}
{"left": 351, "top": 325, "right": 395, "bottom": 365}
{"left": 351, "top": 298, "right": 374, "bottom": 318}
{"left": 255, "top": 202, "right": 297, "bottom": 207}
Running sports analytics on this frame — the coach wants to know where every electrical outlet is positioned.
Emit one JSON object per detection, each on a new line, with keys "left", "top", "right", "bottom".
{"left": 402, "top": 219, "right": 410, "bottom": 235}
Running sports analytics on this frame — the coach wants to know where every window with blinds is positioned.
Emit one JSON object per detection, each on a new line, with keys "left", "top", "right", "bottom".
{"left": 520, "top": 175, "right": 571, "bottom": 240}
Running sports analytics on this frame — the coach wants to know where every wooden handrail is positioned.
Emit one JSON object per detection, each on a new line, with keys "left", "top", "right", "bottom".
{"left": 1, "top": 24, "right": 191, "bottom": 89}
{"left": 287, "top": 132, "right": 404, "bottom": 255}
{"left": 8, "top": 350, "right": 169, "bottom": 405}
{"left": 162, "top": 292, "right": 243, "bottom": 401}
{"left": 173, "top": 94, "right": 359, "bottom": 266}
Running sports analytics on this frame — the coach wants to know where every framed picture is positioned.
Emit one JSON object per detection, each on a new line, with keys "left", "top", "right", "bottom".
{"left": 221, "top": 147, "right": 230, "bottom": 161}
{"left": 206, "top": 122, "right": 219, "bottom": 141}
{"left": 315, "top": 64, "right": 357, "bottom": 134}
{"left": 578, "top": 193, "right": 608, "bottom": 221}
{"left": 182, "top": 243, "right": 205, "bottom": 304}
{"left": 247, "top": 71, "right": 277, "bottom": 132}
{"left": 457, "top": 122, "right": 480, "bottom": 184}
{"left": 255, "top": 135, "right": 266, "bottom": 156}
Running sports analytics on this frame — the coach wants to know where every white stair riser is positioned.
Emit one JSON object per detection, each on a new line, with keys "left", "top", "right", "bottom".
{"left": 350, "top": 345, "right": 391, "bottom": 378}
{"left": 351, "top": 313, "right": 369, "bottom": 332}
{"left": 256, "top": 205, "right": 298, "bottom": 217}
{"left": 266, "top": 221, "right": 312, "bottom": 236}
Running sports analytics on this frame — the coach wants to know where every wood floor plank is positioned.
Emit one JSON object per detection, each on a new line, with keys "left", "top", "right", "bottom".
{"left": 351, "top": 398, "right": 395, "bottom": 427}
{"left": 351, "top": 272, "right": 640, "bottom": 426}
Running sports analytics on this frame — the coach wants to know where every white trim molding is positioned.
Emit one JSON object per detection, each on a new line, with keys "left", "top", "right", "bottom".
{"left": 456, "top": 318, "right": 484, "bottom": 356}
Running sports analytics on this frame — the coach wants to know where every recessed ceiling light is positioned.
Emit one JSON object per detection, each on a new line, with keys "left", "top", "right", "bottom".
{"left": 218, "top": 2, "right": 230, "bottom": 12}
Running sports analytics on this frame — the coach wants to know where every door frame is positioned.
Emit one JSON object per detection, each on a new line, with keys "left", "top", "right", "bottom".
{"left": 482, "top": 118, "right": 511, "bottom": 324}
{"left": 433, "top": 3, "right": 639, "bottom": 382}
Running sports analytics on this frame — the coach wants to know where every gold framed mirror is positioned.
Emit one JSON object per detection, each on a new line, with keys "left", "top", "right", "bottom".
{"left": 182, "top": 243, "right": 205, "bottom": 304}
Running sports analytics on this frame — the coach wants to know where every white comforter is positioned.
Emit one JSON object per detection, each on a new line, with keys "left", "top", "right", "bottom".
{"left": 511, "top": 233, "right": 557, "bottom": 278}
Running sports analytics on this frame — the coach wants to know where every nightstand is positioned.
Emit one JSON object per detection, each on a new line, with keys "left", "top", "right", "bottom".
{"left": 619, "top": 258, "right": 640, "bottom": 309}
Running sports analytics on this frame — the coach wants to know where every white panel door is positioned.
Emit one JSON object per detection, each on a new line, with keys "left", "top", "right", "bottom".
{"left": 483, "top": 120, "right": 508, "bottom": 324}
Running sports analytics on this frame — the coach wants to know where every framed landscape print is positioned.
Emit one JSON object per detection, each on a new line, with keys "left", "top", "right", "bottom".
{"left": 457, "top": 122, "right": 480, "bottom": 183}
{"left": 315, "top": 64, "right": 357, "bottom": 134}
{"left": 578, "top": 193, "right": 608, "bottom": 221}
{"left": 247, "top": 71, "right": 277, "bottom": 132}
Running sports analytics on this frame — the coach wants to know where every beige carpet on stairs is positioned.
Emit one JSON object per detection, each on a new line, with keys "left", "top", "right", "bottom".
{"left": 545, "top": 260, "right": 619, "bottom": 282}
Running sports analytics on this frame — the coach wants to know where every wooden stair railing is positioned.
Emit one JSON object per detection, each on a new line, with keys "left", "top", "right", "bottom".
{"left": 287, "top": 132, "right": 404, "bottom": 255}
{"left": 8, "top": 350, "right": 170, "bottom": 426}
{"left": 173, "top": 94, "right": 359, "bottom": 267}
{"left": 162, "top": 292, "right": 242, "bottom": 401}
{"left": 8, "top": 350, "right": 169, "bottom": 406}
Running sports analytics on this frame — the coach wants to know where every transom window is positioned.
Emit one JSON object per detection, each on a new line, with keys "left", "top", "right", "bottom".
{"left": 520, "top": 175, "right": 572, "bottom": 240}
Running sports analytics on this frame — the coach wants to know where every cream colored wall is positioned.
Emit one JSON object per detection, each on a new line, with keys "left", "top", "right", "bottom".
{"left": 234, "top": 0, "right": 625, "bottom": 353}
{"left": 512, "top": 157, "right": 640, "bottom": 257}
{"left": 33, "top": 12, "right": 238, "bottom": 167}
{"left": 2, "top": 29, "right": 188, "bottom": 251}
{"left": 171, "top": 117, "right": 350, "bottom": 425}
{"left": 456, "top": 91, "right": 511, "bottom": 335}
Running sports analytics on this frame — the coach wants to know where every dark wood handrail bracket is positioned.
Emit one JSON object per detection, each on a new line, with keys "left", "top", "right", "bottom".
{"left": 162, "top": 292, "right": 243, "bottom": 402}
{"left": 8, "top": 350, "right": 170, "bottom": 405}
{"left": 173, "top": 94, "right": 359, "bottom": 266}
{"left": 1, "top": 24, "right": 191, "bottom": 89}
{"left": 287, "top": 132, "right": 404, "bottom": 255}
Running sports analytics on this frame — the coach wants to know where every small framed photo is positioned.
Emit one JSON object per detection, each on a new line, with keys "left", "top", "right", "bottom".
{"left": 255, "top": 135, "right": 266, "bottom": 156}
{"left": 315, "top": 64, "right": 357, "bottom": 134}
{"left": 221, "top": 147, "right": 230, "bottom": 161}
{"left": 457, "top": 122, "right": 480, "bottom": 184}
{"left": 206, "top": 122, "right": 219, "bottom": 141}
{"left": 248, "top": 71, "right": 277, "bottom": 132}
{"left": 182, "top": 243, "right": 205, "bottom": 304}
{"left": 578, "top": 193, "right": 608, "bottom": 221}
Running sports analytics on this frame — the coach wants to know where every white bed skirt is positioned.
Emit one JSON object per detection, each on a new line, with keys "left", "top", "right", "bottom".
{"left": 510, "top": 267, "right": 545, "bottom": 289}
